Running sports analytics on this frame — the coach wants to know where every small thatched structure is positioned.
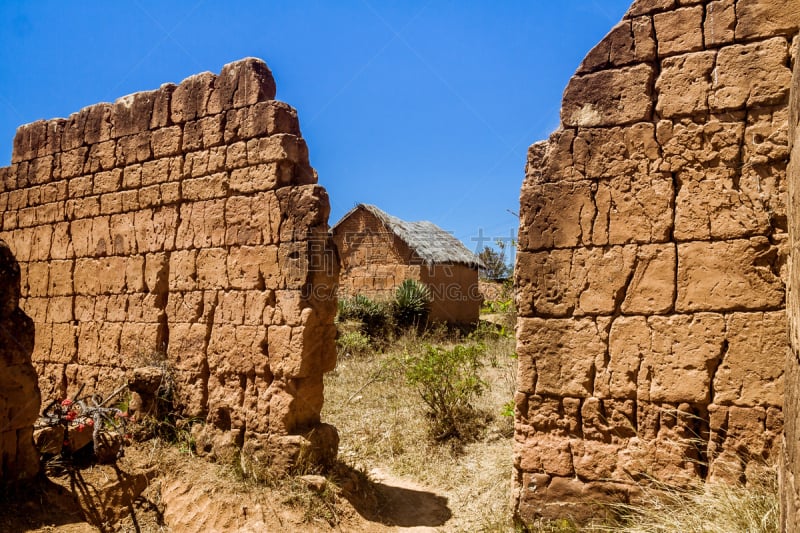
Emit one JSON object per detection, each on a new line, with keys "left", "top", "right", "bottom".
{"left": 331, "top": 204, "right": 484, "bottom": 325}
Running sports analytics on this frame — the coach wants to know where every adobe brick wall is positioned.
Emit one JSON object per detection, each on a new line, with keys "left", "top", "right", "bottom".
{"left": 784, "top": 32, "right": 800, "bottom": 533}
{"left": 0, "top": 239, "right": 40, "bottom": 482}
{"left": 514, "top": 0, "right": 799, "bottom": 522}
{"left": 0, "top": 58, "right": 339, "bottom": 471}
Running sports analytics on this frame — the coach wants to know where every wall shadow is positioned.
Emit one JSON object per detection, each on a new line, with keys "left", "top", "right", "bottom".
{"left": 0, "top": 476, "right": 89, "bottom": 531}
{"left": 337, "top": 464, "right": 452, "bottom": 528}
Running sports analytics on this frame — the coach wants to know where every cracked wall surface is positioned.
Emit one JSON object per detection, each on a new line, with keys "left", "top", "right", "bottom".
{"left": 785, "top": 31, "right": 800, "bottom": 533}
{"left": 0, "top": 58, "right": 339, "bottom": 470}
{"left": 0, "top": 239, "right": 40, "bottom": 482}
{"left": 514, "top": 0, "right": 800, "bottom": 522}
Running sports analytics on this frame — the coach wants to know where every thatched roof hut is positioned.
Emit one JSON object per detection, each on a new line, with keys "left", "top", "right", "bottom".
{"left": 331, "top": 204, "right": 484, "bottom": 325}
{"left": 332, "top": 204, "right": 484, "bottom": 269}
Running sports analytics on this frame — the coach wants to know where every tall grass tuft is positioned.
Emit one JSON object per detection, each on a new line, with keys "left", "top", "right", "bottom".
{"left": 599, "top": 466, "right": 779, "bottom": 533}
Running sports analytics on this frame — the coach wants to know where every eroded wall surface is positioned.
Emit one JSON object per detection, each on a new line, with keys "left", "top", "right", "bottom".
{"left": 0, "top": 239, "right": 40, "bottom": 482}
{"left": 0, "top": 58, "right": 339, "bottom": 469}
{"left": 515, "top": 0, "right": 800, "bottom": 522}
{"left": 784, "top": 32, "right": 800, "bottom": 533}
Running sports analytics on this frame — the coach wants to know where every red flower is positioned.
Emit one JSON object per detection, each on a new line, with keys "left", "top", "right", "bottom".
{"left": 61, "top": 399, "right": 73, "bottom": 407}
{"left": 77, "top": 424, "right": 85, "bottom": 432}
{"left": 86, "top": 419, "right": 94, "bottom": 427}
{"left": 65, "top": 411, "right": 77, "bottom": 421}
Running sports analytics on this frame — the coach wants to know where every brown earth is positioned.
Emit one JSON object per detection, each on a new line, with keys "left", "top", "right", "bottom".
{"left": 0, "top": 442, "right": 457, "bottom": 532}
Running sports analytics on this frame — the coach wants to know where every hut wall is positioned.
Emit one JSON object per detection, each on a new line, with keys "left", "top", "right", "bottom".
{"left": 420, "top": 263, "right": 481, "bottom": 325}
{"left": 332, "top": 208, "right": 416, "bottom": 301}
{"left": 784, "top": 29, "right": 800, "bottom": 533}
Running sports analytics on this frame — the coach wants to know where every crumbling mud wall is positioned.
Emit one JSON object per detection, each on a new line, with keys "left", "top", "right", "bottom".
{"left": 515, "top": 0, "right": 800, "bottom": 522}
{"left": 0, "top": 58, "right": 339, "bottom": 470}
{"left": 0, "top": 239, "right": 40, "bottom": 482}
{"left": 784, "top": 33, "right": 800, "bottom": 533}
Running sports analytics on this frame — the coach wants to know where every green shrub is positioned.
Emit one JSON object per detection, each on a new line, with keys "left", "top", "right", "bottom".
{"left": 393, "top": 279, "right": 432, "bottom": 329}
{"left": 337, "top": 294, "right": 393, "bottom": 340}
{"left": 403, "top": 343, "right": 486, "bottom": 440}
{"left": 480, "top": 279, "right": 516, "bottom": 322}
{"left": 469, "top": 320, "right": 512, "bottom": 342}
{"left": 337, "top": 294, "right": 375, "bottom": 321}
{"left": 481, "top": 297, "right": 515, "bottom": 314}
{"left": 336, "top": 330, "right": 371, "bottom": 357}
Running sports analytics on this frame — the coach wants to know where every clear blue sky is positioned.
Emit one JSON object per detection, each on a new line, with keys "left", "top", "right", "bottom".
{"left": 0, "top": 1, "right": 631, "bottom": 257}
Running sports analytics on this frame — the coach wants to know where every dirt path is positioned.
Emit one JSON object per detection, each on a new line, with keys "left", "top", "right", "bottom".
{"left": 0, "top": 444, "right": 461, "bottom": 533}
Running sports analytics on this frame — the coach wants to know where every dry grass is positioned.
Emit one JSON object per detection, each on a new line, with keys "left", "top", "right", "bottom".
{"left": 597, "top": 467, "right": 779, "bottom": 533}
{"left": 323, "top": 325, "right": 519, "bottom": 531}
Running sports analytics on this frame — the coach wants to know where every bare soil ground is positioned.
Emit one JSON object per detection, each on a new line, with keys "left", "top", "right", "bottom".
{"left": 0, "top": 441, "right": 468, "bottom": 532}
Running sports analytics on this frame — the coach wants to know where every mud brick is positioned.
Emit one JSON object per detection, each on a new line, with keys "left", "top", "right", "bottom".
{"left": 122, "top": 164, "right": 142, "bottom": 189}
{"left": 29, "top": 224, "right": 52, "bottom": 262}
{"left": 119, "top": 189, "right": 139, "bottom": 212}
{"left": 65, "top": 197, "right": 100, "bottom": 220}
{"left": 246, "top": 134, "right": 310, "bottom": 166}
{"left": 226, "top": 142, "right": 248, "bottom": 169}
{"left": 116, "top": 132, "right": 152, "bottom": 165}
{"left": 40, "top": 181, "right": 67, "bottom": 203}
{"left": 100, "top": 192, "right": 124, "bottom": 215}
{"left": 84, "top": 140, "right": 116, "bottom": 173}
{"left": 97, "top": 256, "right": 128, "bottom": 294}
{"left": 196, "top": 248, "right": 229, "bottom": 289}
{"left": 47, "top": 260, "right": 73, "bottom": 297}
{"left": 168, "top": 249, "right": 197, "bottom": 291}
{"left": 50, "top": 222, "right": 73, "bottom": 260}
{"left": 93, "top": 169, "right": 122, "bottom": 194}
{"left": 60, "top": 148, "right": 89, "bottom": 179}
{"left": 142, "top": 156, "right": 182, "bottom": 186}
{"left": 151, "top": 125, "right": 183, "bottom": 158}
{"left": 160, "top": 182, "right": 181, "bottom": 205}
{"left": 68, "top": 175, "right": 93, "bottom": 198}
{"left": 111, "top": 90, "right": 155, "bottom": 138}
{"left": 46, "top": 296, "right": 74, "bottom": 323}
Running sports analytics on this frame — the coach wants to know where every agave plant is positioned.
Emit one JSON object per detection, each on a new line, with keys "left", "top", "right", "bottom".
{"left": 393, "top": 279, "right": 432, "bottom": 328}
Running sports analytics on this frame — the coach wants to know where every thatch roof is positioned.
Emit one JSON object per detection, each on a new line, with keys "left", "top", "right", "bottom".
{"left": 332, "top": 204, "right": 485, "bottom": 269}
